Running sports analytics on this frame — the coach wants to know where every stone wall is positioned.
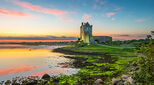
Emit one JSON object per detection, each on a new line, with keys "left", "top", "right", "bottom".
{"left": 93, "top": 36, "right": 112, "bottom": 43}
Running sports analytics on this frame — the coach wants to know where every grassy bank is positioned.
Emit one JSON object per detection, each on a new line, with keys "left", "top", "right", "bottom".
{"left": 49, "top": 44, "right": 138, "bottom": 84}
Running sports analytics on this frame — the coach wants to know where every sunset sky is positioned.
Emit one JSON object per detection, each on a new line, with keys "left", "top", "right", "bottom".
{"left": 0, "top": 0, "right": 154, "bottom": 40}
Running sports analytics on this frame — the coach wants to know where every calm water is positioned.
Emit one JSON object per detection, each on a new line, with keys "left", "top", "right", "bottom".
{"left": 0, "top": 44, "right": 79, "bottom": 81}
{"left": 0, "top": 40, "right": 75, "bottom": 43}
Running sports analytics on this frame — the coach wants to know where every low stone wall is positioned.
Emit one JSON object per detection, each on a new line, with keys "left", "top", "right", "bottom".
{"left": 93, "top": 36, "right": 112, "bottom": 43}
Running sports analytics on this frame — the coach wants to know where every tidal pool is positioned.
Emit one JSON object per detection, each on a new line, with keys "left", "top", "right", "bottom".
{"left": 0, "top": 44, "right": 79, "bottom": 81}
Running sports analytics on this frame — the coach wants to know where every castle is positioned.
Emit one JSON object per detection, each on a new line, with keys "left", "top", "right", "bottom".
{"left": 80, "top": 22, "right": 112, "bottom": 44}
{"left": 80, "top": 22, "right": 94, "bottom": 43}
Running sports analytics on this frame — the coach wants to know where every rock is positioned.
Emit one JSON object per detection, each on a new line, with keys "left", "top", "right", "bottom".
{"left": 82, "top": 61, "right": 86, "bottom": 64}
{"left": 112, "top": 78, "right": 121, "bottom": 85}
{"left": 94, "top": 79, "right": 103, "bottom": 85}
{"left": 134, "top": 67, "right": 139, "bottom": 71}
{"left": 121, "top": 74, "right": 129, "bottom": 81}
{"left": 12, "top": 83, "right": 20, "bottom": 85}
{"left": 127, "top": 77, "right": 134, "bottom": 84}
{"left": 5, "top": 80, "right": 11, "bottom": 85}
{"left": 42, "top": 74, "right": 50, "bottom": 80}
{"left": 83, "top": 56, "right": 88, "bottom": 59}
{"left": 132, "top": 63, "right": 137, "bottom": 66}
{"left": 116, "top": 80, "right": 124, "bottom": 85}
{"left": 0, "top": 81, "right": 4, "bottom": 85}
{"left": 121, "top": 48, "right": 125, "bottom": 50}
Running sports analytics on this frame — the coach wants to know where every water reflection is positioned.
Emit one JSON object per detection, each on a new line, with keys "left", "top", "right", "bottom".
{"left": 0, "top": 65, "right": 39, "bottom": 76}
{"left": 0, "top": 44, "right": 79, "bottom": 81}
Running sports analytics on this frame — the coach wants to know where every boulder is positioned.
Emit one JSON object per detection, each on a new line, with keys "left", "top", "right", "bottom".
{"left": 127, "top": 77, "right": 134, "bottom": 84}
{"left": 5, "top": 80, "right": 11, "bottom": 85}
{"left": 84, "top": 56, "right": 88, "bottom": 60}
{"left": 42, "top": 74, "right": 50, "bottom": 80}
{"left": 12, "top": 83, "right": 20, "bottom": 85}
{"left": 121, "top": 74, "right": 129, "bottom": 81}
{"left": 94, "top": 79, "right": 103, "bottom": 85}
{"left": 0, "top": 81, "right": 4, "bottom": 85}
{"left": 112, "top": 78, "right": 121, "bottom": 85}
{"left": 116, "top": 80, "right": 124, "bottom": 85}
{"left": 132, "top": 63, "right": 137, "bottom": 66}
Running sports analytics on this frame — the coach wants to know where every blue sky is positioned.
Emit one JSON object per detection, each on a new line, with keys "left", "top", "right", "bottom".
{"left": 0, "top": 0, "right": 154, "bottom": 39}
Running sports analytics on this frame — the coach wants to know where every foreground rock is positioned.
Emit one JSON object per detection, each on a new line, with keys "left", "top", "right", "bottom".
{"left": 42, "top": 74, "right": 51, "bottom": 80}
{"left": 94, "top": 79, "right": 103, "bottom": 85}
{"left": 5, "top": 80, "right": 11, "bottom": 85}
{"left": 112, "top": 74, "right": 134, "bottom": 85}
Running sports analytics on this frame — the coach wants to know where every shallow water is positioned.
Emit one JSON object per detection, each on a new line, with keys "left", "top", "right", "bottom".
{"left": 0, "top": 44, "right": 79, "bottom": 81}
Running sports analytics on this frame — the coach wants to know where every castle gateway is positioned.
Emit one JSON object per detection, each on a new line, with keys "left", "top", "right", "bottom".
{"left": 80, "top": 22, "right": 112, "bottom": 44}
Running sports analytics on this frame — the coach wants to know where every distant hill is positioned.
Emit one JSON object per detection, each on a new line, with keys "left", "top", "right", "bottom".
{"left": 0, "top": 36, "right": 78, "bottom": 40}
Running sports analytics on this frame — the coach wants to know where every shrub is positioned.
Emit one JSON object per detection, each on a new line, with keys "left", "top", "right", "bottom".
{"left": 133, "top": 35, "right": 154, "bottom": 84}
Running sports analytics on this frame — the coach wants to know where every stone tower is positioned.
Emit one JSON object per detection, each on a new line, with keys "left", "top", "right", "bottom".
{"left": 80, "top": 22, "right": 93, "bottom": 44}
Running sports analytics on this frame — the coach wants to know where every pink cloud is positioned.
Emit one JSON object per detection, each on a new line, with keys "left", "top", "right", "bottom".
{"left": 95, "top": 0, "right": 99, "bottom": 3}
{"left": 13, "top": 0, "right": 67, "bottom": 15}
{"left": 112, "top": 18, "right": 115, "bottom": 21}
{"left": 93, "top": 4, "right": 98, "bottom": 9}
{"left": 100, "top": 1, "right": 106, "bottom": 5}
{"left": 83, "top": 3, "right": 87, "bottom": 6}
{"left": 83, "top": 14, "right": 92, "bottom": 20}
{"left": 93, "top": 0, "right": 106, "bottom": 9}
{"left": 136, "top": 19, "right": 146, "bottom": 22}
{"left": 59, "top": 17, "right": 74, "bottom": 22}
{"left": 14, "top": 1, "right": 42, "bottom": 12}
{"left": 0, "top": 8, "right": 30, "bottom": 16}
{"left": 106, "top": 12, "right": 116, "bottom": 18}
{"left": 44, "top": 9, "right": 67, "bottom": 15}
{"left": 114, "top": 7, "right": 121, "bottom": 11}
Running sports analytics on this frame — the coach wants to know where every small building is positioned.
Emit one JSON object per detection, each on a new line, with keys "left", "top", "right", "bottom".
{"left": 93, "top": 36, "right": 112, "bottom": 43}
{"left": 80, "top": 22, "right": 112, "bottom": 44}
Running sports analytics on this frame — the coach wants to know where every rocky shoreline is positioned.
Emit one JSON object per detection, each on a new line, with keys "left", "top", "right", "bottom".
{"left": 0, "top": 46, "right": 140, "bottom": 85}
{"left": 0, "top": 74, "right": 53, "bottom": 85}
{"left": 52, "top": 47, "right": 106, "bottom": 55}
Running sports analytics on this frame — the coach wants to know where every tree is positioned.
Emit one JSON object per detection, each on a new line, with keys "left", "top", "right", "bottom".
{"left": 151, "top": 31, "right": 154, "bottom": 35}
{"left": 134, "top": 33, "right": 154, "bottom": 84}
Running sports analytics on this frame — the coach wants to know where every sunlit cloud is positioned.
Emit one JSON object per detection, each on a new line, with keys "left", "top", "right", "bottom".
{"left": 82, "top": 14, "right": 92, "bottom": 22}
{"left": 106, "top": 12, "right": 116, "bottom": 18}
{"left": 59, "top": 17, "right": 74, "bottom": 22}
{"left": 136, "top": 19, "right": 147, "bottom": 22}
{"left": 112, "top": 18, "right": 115, "bottom": 21}
{"left": 43, "top": 9, "right": 67, "bottom": 15}
{"left": 151, "top": 31, "right": 154, "bottom": 35}
{"left": 114, "top": 7, "right": 121, "bottom": 11}
{"left": 13, "top": 0, "right": 67, "bottom": 15}
{"left": 93, "top": 0, "right": 106, "bottom": 9}
{"left": 93, "top": 4, "right": 98, "bottom": 9}
{"left": 95, "top": 0, "right": 99, "bottom": 3}
{"left": 100, "top": 1, "right": 106, "bottom": 5}
{"left": 0, "top": 8, "right": 30, "bottom": 16}
{"left": 82, "top": 3, "right": 87, "bottom": 6}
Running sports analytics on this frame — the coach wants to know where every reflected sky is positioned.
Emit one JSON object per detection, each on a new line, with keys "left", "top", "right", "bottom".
{"left": 0, "top": 40, "right": 75, "bottom": 43}
{"left": 0, "top": 45, "right": 79, "bottom": 81}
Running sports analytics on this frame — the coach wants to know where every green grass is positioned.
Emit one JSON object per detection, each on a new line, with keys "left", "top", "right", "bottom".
{"left": 64, "top": 44, "right": 136, "bottom": 56}
{"left": 47, "top": 44, "right": 138, "bottom": 84}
